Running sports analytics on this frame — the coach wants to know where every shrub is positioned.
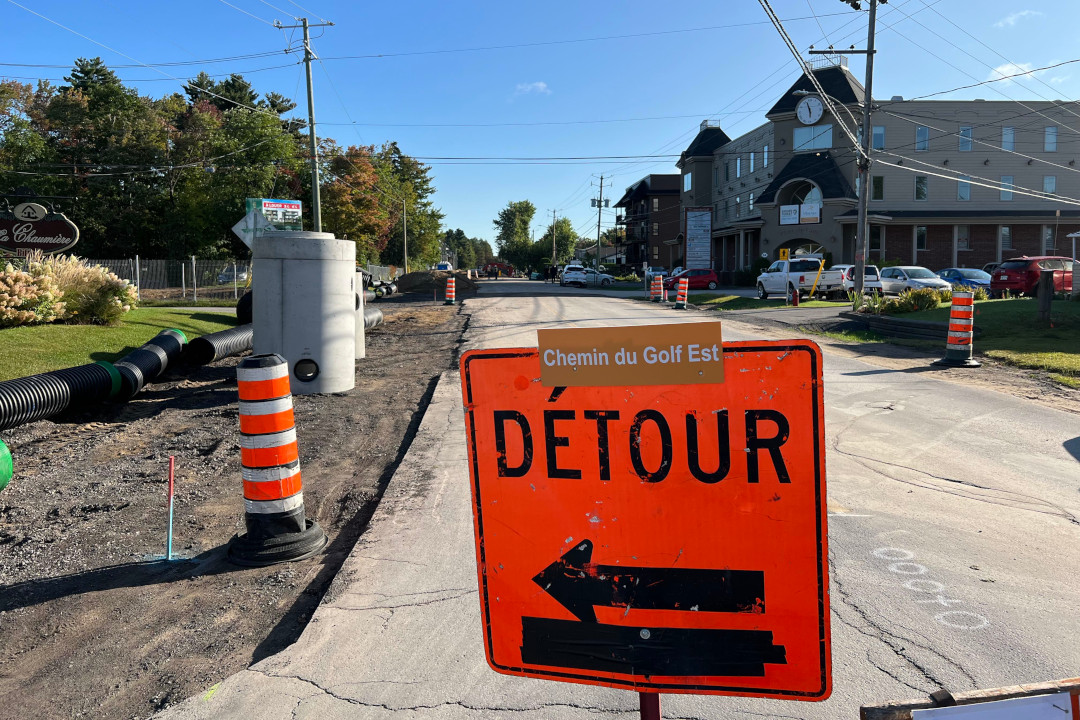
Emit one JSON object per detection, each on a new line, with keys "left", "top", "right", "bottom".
{"left": 0, "top": 262, "right": 65, "bottom": 327}
{"left": 884, "top": 288, "right": 940, "bottom": 314}
{"left": 22, "top": 252, "right": 138, "bottom": 326}
{"left": 935, "top": 286, "right": 953, "bottom": 304}
{"left": 951, "top": 284, "right": 990, "bottom": 302}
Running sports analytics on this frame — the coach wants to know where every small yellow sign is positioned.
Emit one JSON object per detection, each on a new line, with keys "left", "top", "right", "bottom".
{"left": 536, "top": 322, "right": 724, "bottom": 387}
{"left": 779, "top": 248, "right": 789, "bottom": 261}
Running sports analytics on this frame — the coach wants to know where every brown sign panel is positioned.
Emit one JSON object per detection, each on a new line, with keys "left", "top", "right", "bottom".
{"left": 536, "top": 322, "right": 724, "bottom": 387}
{"left": 0, "top": 208, "right": 80, "bottom": 255}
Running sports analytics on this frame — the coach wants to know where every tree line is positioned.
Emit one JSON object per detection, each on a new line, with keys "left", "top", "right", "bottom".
{"left": 492, "top": 199, "right": 619, "bottom": 272}
{"left": 0, "top": 58, "right": 456, "bottom": 267}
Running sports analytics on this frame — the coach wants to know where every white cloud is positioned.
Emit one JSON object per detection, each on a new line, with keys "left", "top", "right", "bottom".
{"left": 994, "top": 10, "right": 1043, "bottom": 28}
{"left": 1049, "top": 74, "right": 1070, "bottom": 85}
{"left": 513, "top": 81, "right": 551, "bottom": 97}
{"left": 986, "top": 62, "right": 1037, "bottom": 86}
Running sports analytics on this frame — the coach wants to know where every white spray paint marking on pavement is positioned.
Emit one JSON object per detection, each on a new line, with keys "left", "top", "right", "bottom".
{"left": 871, "top": 546, "right": 990, "bottom": 631}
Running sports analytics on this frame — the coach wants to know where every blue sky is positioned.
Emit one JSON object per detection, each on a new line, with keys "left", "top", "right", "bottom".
{"left": 3, "top": 0, "right": 1079, "bottom": 245}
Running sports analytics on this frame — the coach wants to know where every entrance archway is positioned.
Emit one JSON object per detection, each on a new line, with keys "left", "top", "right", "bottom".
{"left": 774, "top": 238, "right": 825, "bottom": 259}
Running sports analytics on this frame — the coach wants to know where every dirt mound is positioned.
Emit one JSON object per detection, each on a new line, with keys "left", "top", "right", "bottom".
{"left": 394, "top": 270, "right": 477, "bottom": 296}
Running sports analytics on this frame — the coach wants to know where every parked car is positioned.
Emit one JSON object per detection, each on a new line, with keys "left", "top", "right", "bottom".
{"left": 830, "top": 264, "right": 883, "bottom": 294}
{"left": 878, "top": 266, "right": 953, "bottom": 295}
{"left": 644, "top": 266, "right": 669, "bottom": 284}
{"left": 936, "top": 267, "right": 992, "bottom": 290}
{"left": 990, "top": 256, "right": 1075, "bottom": 297}
{"left": 583, "top": 268, "right": 614, "bottom": 286}
{"left": 664, "top": 268, "right": 718, "bottom": 291}
{"left": 982, "top": 262, "right": 1002, "bottom": 275}
{"left": 559, "top": 264, "right": 588, "bottom": 287}
{"left": 217, "top": 267, "right": 249, "bottom": 284}
{"left": 756, "top": 256, "right": 845, "bottom": 300}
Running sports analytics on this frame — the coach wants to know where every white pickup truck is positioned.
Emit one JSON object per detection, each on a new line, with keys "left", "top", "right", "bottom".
{"left": 755, "top": 257, "right": 845, "bottom": 300}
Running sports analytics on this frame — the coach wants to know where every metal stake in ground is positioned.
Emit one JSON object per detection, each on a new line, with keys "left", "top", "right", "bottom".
{"left": 228, "top": 354, "right": 327, "bottom": 566}
{"left": 166, "top": 456, "right": 175, "bottom": 561}
{"left": 933, "top": 290, "right": 980, "bottom": 368}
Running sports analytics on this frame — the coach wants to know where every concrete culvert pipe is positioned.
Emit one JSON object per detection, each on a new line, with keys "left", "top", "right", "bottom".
{"left": 0, "top": 361, "right": 120, "bottom": 432}
{"left": 363, "top": 306, "right": 384, "bottom": 329}
{"left": 185, "top": 324, "right": 254, "bottom": 365}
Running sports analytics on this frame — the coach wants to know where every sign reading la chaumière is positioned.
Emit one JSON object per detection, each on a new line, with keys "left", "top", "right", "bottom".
{"left": 0, "top": 201, "right": 80, "bottom": 256}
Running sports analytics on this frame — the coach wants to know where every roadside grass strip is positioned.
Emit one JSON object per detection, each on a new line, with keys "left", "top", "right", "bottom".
{"left": 0, "top": 309, "right": 238, "bottom": 381}
{"left": 688, "top": 294, "right": 843, "bottom": 311}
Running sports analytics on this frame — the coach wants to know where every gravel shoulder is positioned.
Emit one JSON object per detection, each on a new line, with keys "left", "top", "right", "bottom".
{"left": 0, "top": 301, "right": 466, "bottom": 720}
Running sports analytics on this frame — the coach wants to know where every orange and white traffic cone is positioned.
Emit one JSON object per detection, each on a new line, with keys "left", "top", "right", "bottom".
{"left": 651, "top": 277, "right": 662, "bottom": 302}
{"left": 933, "top": 290, "right": 981, "bottom": 367}
{"left": 445, "top": 276, "right": 456, "bottom": 305}
{"left": 674, "top": 277, "right": 689, "bottom": 310}
{"left": 228, "top": 353, "right": 327, "bottom": 566}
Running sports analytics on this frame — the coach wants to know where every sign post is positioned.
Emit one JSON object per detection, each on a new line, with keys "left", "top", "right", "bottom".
{"left": 684, "top": 207, "right": 712, "bottom": 269}
{"left": 460, "top": 324, "right": 830, "bottom": 712}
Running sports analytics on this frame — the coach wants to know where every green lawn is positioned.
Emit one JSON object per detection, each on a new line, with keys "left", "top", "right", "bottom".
{"left": 688, "top": 294, "right": 845, "bottom": 311}
{"left": 0, "top": 309, "right": 239, "bottom": 381}
{"left": 888, "top": 298, "right": 1079, "bottom": 379}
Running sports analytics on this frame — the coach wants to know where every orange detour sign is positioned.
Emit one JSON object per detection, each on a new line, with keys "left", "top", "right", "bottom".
{"left": 459, "top": 338, "right": 830, "bottom": 699}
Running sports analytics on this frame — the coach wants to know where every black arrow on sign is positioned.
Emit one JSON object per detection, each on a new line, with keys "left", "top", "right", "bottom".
{"left": 532, "top": 539, "right": 766, "bottom": 623}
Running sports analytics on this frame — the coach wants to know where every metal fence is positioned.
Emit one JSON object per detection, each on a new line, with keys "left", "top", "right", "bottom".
{"left": 96, "top": 257, "right": 252, "bottom": 300}
{"left": 92, "top": 258, "right": 398, "bottom": 300}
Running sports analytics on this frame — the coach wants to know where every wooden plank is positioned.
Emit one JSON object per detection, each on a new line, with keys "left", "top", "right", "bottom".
{"left": 861, "top": 677, "right": 1080, "bottom": 720}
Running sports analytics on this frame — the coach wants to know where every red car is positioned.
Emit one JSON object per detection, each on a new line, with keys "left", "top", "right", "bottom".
{"left": 664, "top": 268, "right": 719, "bottom": 291}
{"left": 990, "top": 256, "right": 1074, "bottom": 297}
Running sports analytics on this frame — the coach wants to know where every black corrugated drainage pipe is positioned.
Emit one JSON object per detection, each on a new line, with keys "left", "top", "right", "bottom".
{"left": 0, "top": 361, "right": 121, "bottom": 432}
{"left": 364, "top": 290, "right": 376, "bottom": 304}
{"left": 363, "top": 306, "right": 384, "bottom": 330}
{"left": 114, "top": 329, "right": 187, "bottom": 400}
{"left": 184, "top": 324, "right": 254, "bottom": 365}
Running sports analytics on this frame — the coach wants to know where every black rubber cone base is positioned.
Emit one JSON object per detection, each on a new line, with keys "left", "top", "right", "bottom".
{"left": 932, "top": 357, "right": 982, "bottom": 368}
{"left": 227, "top": 519, "right": 328, "bottom": 567}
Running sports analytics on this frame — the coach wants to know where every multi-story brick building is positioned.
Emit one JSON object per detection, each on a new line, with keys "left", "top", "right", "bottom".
{"left": 677, "top": 61, "right": 1080, "bottom": 281}
{"left": 614, "top": 174, "right": 681, "bottom": 270}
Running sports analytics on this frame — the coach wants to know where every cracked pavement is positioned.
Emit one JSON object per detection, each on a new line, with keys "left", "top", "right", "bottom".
{"left": 158, "top": 295, "right": 1080, "bottom": 719}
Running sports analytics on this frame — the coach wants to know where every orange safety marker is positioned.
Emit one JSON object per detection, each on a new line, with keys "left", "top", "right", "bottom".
{"left": 445, "top": 276, "right": 457, "bottom": 305}
{"left": 933, "top": 291, "right": 980, "bottom": 368}
{"left": 228, "top": 353, "right": 327, "bottom": 566}
{"left": 651, "top": 276, "right": 662, "bottom": 302}
{"left": 673, "top": 276, "right": 689, "bottom": 310}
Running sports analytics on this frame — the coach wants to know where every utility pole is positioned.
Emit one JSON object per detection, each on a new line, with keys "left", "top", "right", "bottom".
{"left": 275, "top": 17, "right": 334, "bottom": 232}
{"left": 594, "top": 176, "right": 604, "bottom": 271}
{"left": 812, "top": 0, "right": 881, "bottom": 298}
{"left": 552, "top": 208, "right": 557, "bottom": 266}
{"left": 402, "top": 199, "right": 408, "bottom": 274}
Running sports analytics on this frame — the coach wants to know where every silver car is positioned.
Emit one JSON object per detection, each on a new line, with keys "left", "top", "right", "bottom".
{"left": 878, "top": 266, "right": 953, "bottom": 295}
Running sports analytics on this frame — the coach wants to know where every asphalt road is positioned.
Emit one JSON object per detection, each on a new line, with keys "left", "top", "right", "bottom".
{"left": 159, "top": 293, "right": 1080, "bottom": 720}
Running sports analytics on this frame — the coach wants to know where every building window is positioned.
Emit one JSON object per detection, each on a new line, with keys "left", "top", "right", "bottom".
{"left": 712, "top": 167, "right": 718, "bottom": 186}
{"left": 872, "top": 126, "right": 886, "bottom": 150}
{"left": 652, "top": 197, "right": 659, "bottom": 211}
{"left": 957, "top": 175, "right": 971, "bottom": 201}
{"left": 683, "top": 172, "right": 692, "bottom": 192}
{"left": 763, "top": 145, "right": 769, "bottom": 167}
{"left": 750, "top": 152, "right": 755, "bottom": 173}
{"left": 957, "top": 225, "right": 970, "bottom": 251}
{"left": 725, "top": 162, "right": 730, "bottom": 181}
{"left": 870, "top": 225, "right": 882, "bottom": 251}
{"left": 1044, "top": 175, "right": 1057, "bottom": 194}
{"left": 914, "top": 176, "right": 928, "bottom": 201}
{"left": 1002, "top": 126, "right": 1014, "bottom": 151}
{"left": 652, "top": 222, "right": 659, "bottom": 236}
{"left": 793, "top": 124, "right": 833, "bottom": 151}
{"left": 916, "top": 226, "right": 927, "bottom": 251}
{"left": 1045, "top": 126, "right": 1058, "bottom": 152}
{"left": 915, "top": 126, "right": 929, "bottom": 151}
{"left": 959, "top": 126, "right": 973, "bottom": 151}
{"left": 1000, "top": 175, "right": 1014, "bottom": 201}
{"left": 1001, "top": 226, "right": 1012, "bottom": 250}
{"left": 735, "top": 196, "right": 741, "bottom": 217}
{"left": 652, "top": 246, "right": 659, "bottom": 259}
{"left": 1043, "top": 225, "right": 1055, "bottom": 252}
{"left": 736, "top": 157, "right": 742, "bottom": 178}
{"left": 749, "top": 193, "right": 754, "bottom": 211}
{"left": 871, "top": 175, "right": 884, "bottom": 201}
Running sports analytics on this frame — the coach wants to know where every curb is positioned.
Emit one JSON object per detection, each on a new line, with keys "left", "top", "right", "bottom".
{"left": 838, "top": 311, "right": 983, "bottom": 341}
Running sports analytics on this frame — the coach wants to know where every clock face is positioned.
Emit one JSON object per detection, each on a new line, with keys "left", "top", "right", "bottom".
{"left": 796, "top": 96, "right": 824, "bottom": 125}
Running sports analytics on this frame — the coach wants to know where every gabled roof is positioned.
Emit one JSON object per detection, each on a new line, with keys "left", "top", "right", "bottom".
{"left": 767, "top": 66, "right": 865, "bottom": 116}
{"left": 613, "top": 174, "right": 679, "bottom": 207}
{"left": 756, "top": 151, "right": 855, "bottom": 204}
{"left": 679, "top": 126, "right": 731, "bottom": 163}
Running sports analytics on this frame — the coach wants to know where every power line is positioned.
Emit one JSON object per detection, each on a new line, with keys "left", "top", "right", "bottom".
{"left": 314, "top": 109, "right": 771, "bottom": 129}
{"left": 215, "top": 0, "right": 277, "bottom": 27}
{"left": 0, "top": 62, "right": 300, "bottom": 83}
{"left": 0, "top": 51, "right": 288, "bottom": 69}
{"left": 886, "top": 59, "right": 1080, "bottom": 103}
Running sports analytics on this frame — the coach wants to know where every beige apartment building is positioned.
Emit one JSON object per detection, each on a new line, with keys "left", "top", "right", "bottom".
{"left": 677, "top": 62, "right": 1080, "bottom": 280}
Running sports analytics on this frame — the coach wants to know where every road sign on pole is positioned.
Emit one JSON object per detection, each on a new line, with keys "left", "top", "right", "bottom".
{"left": 459, "top": 332, "right": 830, "bottom": 699}
{"left": 231, "top": 210, "right": 272, "bottom": 250}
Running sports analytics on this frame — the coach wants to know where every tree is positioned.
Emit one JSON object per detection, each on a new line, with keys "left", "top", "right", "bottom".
{"left": 319, "top": 143, "right": 392, "bottom": 263}
{"left": 533, "top": 217, "right": 577, "bottom": 267}
{"left": 493, "top": 200, "right": 535, "bottom": 270}
{"left": 373, "top": 142, "right": 444, "bottom": 269}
